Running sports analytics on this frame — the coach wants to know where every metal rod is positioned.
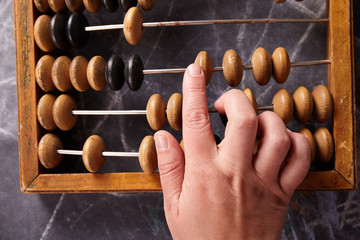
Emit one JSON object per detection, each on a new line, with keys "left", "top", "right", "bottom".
{"left": 57, "top": 149, "right": 139, "bottom": 157}
{"left": 257, "top": 105, "right": 274, "bottom": 111}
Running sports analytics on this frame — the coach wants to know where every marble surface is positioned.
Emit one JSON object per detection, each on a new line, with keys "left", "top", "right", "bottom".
{"left": 0, "top": 0, "right": 359, "bottom": 239}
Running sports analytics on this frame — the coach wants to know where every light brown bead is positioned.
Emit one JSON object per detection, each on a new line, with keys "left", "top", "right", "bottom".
{"left": 253, "top": 138, "right": 260, "bottom": 155}
{"left": 251, "top": 47, "right": 272, "bottom": 85}
{"left": 48, "top": 0, "right": 67, "bottom": 13}
{"left": 52, "top": 56, "right": 73, "bottom": 92}
{"left": 194, "top": 51, "right": 214, "bottom": 86}
{"left": 312, "top": 85, "right": 333, "bottom": 123}
{"left": 138, "top": 0, "right": 156, "bottom": 11}
{"left": 180, "top": 139, "right": 184, "bottom": 152}
{"left": 70, "top": 56, "right": 90, "bottom": 92}
{"left": 37, "top": 94, "right": 57, "bottom": 131}
{"left": 87, "top": 56, "right": 107, "bottom": 91}
{"left": 314, "top": 127, "right": 334, "bottom": 163}
{"left": 38, "top": 133, "right": 63, "bottom": 169}
{"left": 34, "top": 0, "right": 50, "bottom": 13}
{"left": 83, "top": 0, "right": 102, "bottom": 13}
{"left": 146, "top": 94, "right": 166, "bottom": 131}
{"left": 299, "top": 128, "right": 316, "bottom": 163}
{"left": 293, "top": 86, "right": 313, "bottom": 123}
{"left": 167, "top": 93, "right": 182, "bottom": 131}
{"left": 36, "top": 55, "right": 56, "bottom": 92}
{"left": 65, "top": 0, "right": 85, "bottom": 12}
{"left": 123, "top": 7, "right": 144, "bottom": 45}
{"left": 83, "top": 135, "right": 106, "bottom": 173}
{"left": 34, "top": 15, "right": 55, "bottom": 52}
{"left": 272, "top": 89, "right": 294, "bottom": 124}
{"left": 53, "top": 94, "right": 78, "bottom": 131}
{"left": 139, "top": 136, "right": 158, "bottom": 173}
{"left": 272, "top": 47, "right": 291, "bottom": 84}
{"left": 243, "top": 88, "right": 258, "bottom": 113}
{"left": 222, "top": 49, "right": 243, "bottom": 87}
{"left": 274, "top": 0, "right": 286, "bottom": 3}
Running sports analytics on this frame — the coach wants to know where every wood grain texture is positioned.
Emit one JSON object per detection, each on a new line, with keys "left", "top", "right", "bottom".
{"left": 123, "top": 7, "right": 144, "bottom": 45}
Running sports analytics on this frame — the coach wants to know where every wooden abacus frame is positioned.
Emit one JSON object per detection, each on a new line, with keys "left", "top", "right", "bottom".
{"left": 14, "top": 0, "right": 356, "bottom": 193}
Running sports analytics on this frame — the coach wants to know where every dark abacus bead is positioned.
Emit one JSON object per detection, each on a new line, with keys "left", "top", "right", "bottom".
{"left": 105, "top": 55, "right": 125, "bottom": 91}
{"left": 219, "top": 114, "right": 228, "bottom": 126}
{"left": 50, "top": 13, "right": 70, "bottom": 50}
{"left": 102, "top": 0, "right": 119, "bottom": 12}
{"left": 119, "top": 0, "right": 137, "bottom": 12}
{"left": 125, "top": 54, "right": 144, "bottom": 91}
{"left": 214, "top": 135, "right": 221, "bottom": 145}
{"left": 66, "top": 12, "right": 89, "bottom": 49}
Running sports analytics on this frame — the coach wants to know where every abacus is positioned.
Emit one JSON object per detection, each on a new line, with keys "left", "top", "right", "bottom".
{"left": 14, "top": 0, "right": 356, "bottom": 193}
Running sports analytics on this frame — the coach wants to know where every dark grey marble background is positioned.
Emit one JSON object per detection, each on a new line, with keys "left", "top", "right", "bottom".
{"left": 1, "top": 0, "right": 359, "bottom": 239}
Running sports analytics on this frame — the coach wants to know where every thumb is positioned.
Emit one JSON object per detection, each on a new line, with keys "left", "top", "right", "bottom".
{"left": 154, "top": 130, "right": 184, "bottom": 216}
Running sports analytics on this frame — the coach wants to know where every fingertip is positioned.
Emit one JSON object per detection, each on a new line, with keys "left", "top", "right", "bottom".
{"left": 187, "top": 63, "right": 203, "bottom": 77}
{"left": 154, "top": 130, "right": 170, "bottom": 153}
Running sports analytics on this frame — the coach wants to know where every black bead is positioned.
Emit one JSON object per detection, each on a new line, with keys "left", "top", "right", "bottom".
{"left": 66, "top": 12, "right": 89, "bottom": 49}
{"left": 125, "top": 54, "right": 144, "bottom": 91}
{"left": 214, "top": 135, "right": 221, "bottom": 144}
{"left": 119, "top": 0, "right": 137, "bottom": 12}
{"left": 102, "top": 0, "right": 119, "bottom": 12}
{"left": 219, "top": 114, "right": 228, "bottom": 126}
{"left": 105, "top": 55, "right": 125, "bottom": 91}
{"left": 50, "top": 13, "right": 70, "bottom": 50}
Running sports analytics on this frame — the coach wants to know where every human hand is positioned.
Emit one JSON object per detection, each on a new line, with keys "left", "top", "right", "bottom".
{"left": 154, "top": 64, "right": 310, "bottom": 240}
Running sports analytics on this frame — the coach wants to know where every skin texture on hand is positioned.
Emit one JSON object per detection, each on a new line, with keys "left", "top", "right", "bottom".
{"left": 154, "top": 64, "right": 310, "bottom": 240}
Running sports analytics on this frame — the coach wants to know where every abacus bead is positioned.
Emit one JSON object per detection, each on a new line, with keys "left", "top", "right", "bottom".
{"left": 139, "top": 136, "right": 158, "bottom": 173}
{"left": 67, "top": 12, "right": 89, "bottom": 49}
{"left": 138, "top": 0, "right": 156, "bottom": 11}
{"left": 53, "top": 94, "right": 78, "bottom": 131}
{"left": 34, "top": 15, "right": 56, "bottom": 52}
{"left": 65, "top": 0, "right": 85, "bottom": 12}
{"left": 272, "top": 89, "right": 294, "bottom": 124}
{"left": 251, "top": 47, "right": 272, "bottom": 85}
{"left": 37, "top": 94, "right": 57, "bottom": 131}
{"left": 222, "top": 49, "right": 243, "bottom": 87}
{"left": 274, "top": 0, "right": 286, "bottom": 3}
{"left": 272, "top": 47, "right": 291, "bottom": 84}
{"left": 52, "top": 56, "right": 73, "bottom": 92}
{"left": 299, "top": 128, "right": 316, "bottom": 163}
{"left": 36, "top": 55, "right": 56, "bottom": 92}
{"left": 293, "top": 86, "right": 313, "bottom": 123}
{"left": 146, "top": 94, "right": 166, "bottom": 131}
{"left": 167, "top": 93, "right": 182, "bottom": 131}
{"left": 194, "top": 51, "right": 214, "bottom": 86}
{"left": 123, "top": 7, "right": 144, "bottom": 45}
{"left": 102, "top": 0, "right": 119, "bottom": 12}
{"left": 314, "top": 127, "right": 334, "bottom": 163}
{"left": 34, "top": 0, "right": 50, "bottom": 13}
{"left": 105, "top": 55, "right": 125, "bottom": 91}
{"left": 312, "top": 85, "right": 333, "bottom": 123}
{"left": 49, "top": 0, "right": 67, "bottom": 13}
{"left": 180, "top": 139, "right": 184, "bottom": 152}
{"left": 38, "top": 133, "right": 63, "bottom": 169}
{"left": 83, "top": 0, "right": 102, "bottom": 12}
{"left": 50, "top": 13, "right": 70, "bottom": 50}
{"left": 243, "top": 88, "right": 258, "bottom": 113}
{"left": 87, "top": 56, "right": 107, "bottom": 91}
{"left": 70, "top": 56, "right": 90, "bottom": 92}
{"left": 83, "top": 135, "right": 106, "bottom": 173}
{"left": 119, "top": 0, "right": 137, "bottom": 12}
{"left": 125, "top": 54, "right": 144, "bottom": 91}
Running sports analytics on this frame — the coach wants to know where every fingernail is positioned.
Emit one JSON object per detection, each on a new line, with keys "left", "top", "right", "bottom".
{"left": 188, "top": 64, "right": 202, "bottom": 77}
{"left": 155, "top": 135, "right": 168, "bottom": 152}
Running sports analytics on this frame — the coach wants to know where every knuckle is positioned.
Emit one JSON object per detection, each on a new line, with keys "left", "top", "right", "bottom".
{"left": 158, "top": 159, "right": 180, "bottom": 177}
{"left": 185, "top": 106, "right": 210, "bottom": 131}
{"left": 271, "top": 132, "right": 291, "bottom": 149}
{"left": 230, "top": 112, "right": 257, "bottom": 130}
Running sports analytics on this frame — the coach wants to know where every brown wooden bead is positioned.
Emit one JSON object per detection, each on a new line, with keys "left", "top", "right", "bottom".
{"left": 167, "top": 93, "right": 182, "bottom": 131}
{"left": 272, "top": 47, "right": 291, "bottom": 84}
{"left": 70, "top": 56, "right": 90, "bottom": 92}
{"left": 253, "top": 138, "right": 260, "bottom": 155}
{"left": 194, "top": 51, "right": 214, "bottom": 86}
{"left": 87, "top": 56, "right": 107, "bottom": 91}
{"left": 36, "top": 55, "right": 56, "bottom": 92}
{"left": 52, "top": 56, "right": 73, "bottom": 92}
{"left": 251, "top": 47, "right": 272, "bottom": 85}
{"left": 312, "top": 85, "right": 333, "bottom": 123}
{"left": 37, "top": 94, "right": 57, "bottom": 131}
{"left": 146, "top": 94, "right": 166, "bottom": 131}
{"left": 272, "top": 89, "right": 294, "bottom": 124}
{"left": 38, "top": 133, "right": 63, "bottom": 169}
{"left": 314, "top": 127, "right": 334, "bottom": 163}
{"left": 139, "top": 136, "right": 158, "bottom": 173}
{"left": 274, "top": 0, "right": 286, "bottom": 3}
{"left": 222, "top": 49, "right": 243, "bottom": 87}
{"left": 243, "top": 88, "right": 258, "bottom": 113}
{"left": 34, "top": 15, "right": 56, "bottom": 52}
{"left": 48, "top": 0, "right": 67, "bottom": 13}
{"left": 34, "top": 0, "right": 50, "bottom": 13}
{"left": 83, "top": 135, "right": 106, "bottom": 173}
{"left": 123, "top": 7, "right": 144, "bottom": 45}
{"left": 299, "top": 128, "right": 316, "bottom": 163}
{"left": 83, "top": 0, "right": 102, "bottom": 12}
{"left": 53, "top": 94, "right": 78, "bottom": 131}
{"left": 180, "top": 139, "right": 184, "bottom": 152}
{"left": 293, "top": 86, "right": 313, "bottom": 123}
{"left": 138, "top": 0, "right": 156, "bottom": 11}
{"left": 65, "top": 0, "right": 85, "bottom": 12}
